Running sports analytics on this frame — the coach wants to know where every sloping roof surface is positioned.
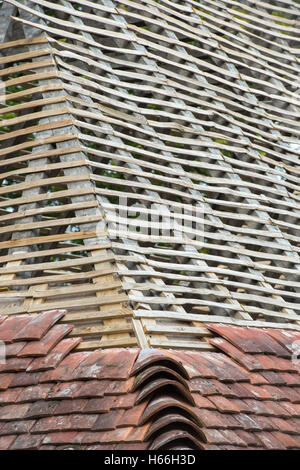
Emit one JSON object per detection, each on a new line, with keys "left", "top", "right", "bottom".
{"left": 1, "top": 311, "right": 300, "bottom": 450}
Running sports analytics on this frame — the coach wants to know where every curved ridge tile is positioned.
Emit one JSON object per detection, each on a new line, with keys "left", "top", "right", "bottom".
{"left": 132, "top": 365, "right": 188, "bottom": 391}
{"left": 135, "top": 377, "right": 195, "bottom": 406}
{"left": 149, "top": 429, "right": 203, "bottom": 450}
{"left": 130, "top": 349, "right": 189, "bottom": 378}
{"left": 145, "top": 413, "right": 206, "bottom": 441}
{"left": 139, "top": 394, "right": 200, "bottom": 426}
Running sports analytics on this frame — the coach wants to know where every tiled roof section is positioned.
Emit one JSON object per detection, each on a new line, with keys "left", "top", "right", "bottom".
{"left": 1, "top": 314, "right": 300, "bottom": 450}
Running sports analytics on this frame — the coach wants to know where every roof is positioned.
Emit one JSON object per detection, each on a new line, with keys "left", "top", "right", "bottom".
{"left": 1, "top": 310, "right": 300, "bottom": 450}
{"left": 0, "top": 0, "right": 299, "bottom": 352}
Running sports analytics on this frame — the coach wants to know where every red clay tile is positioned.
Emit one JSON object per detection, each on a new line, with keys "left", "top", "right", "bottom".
{"left": 47, "top": 381, "right": 82, "bottom": 400}
{"left": 9, "top": 371, "right": 42, "bottom": 388}
{"left": 233, "top": 413, "right": 261, "bottom": 431}
{"left": 121, "top": 402, "right": 148, "bottom": 427}
{"left": 10, "top": 434, "right": 43, "bottom": 450}
{"left": 27, "top": 337, "right": 82, "bottom": 372}
{"left": 5, "top": 342, "right": 26, "bottom": 358}
{"left": 83, "top": 396, "right": 116, "bottom": 414}
{"left": 73, "top": 431, "right": 110, "bottom": 445}
{"left": 280, "top": 402, "right": 300, "bottom": 417}
{"left": 104, "top": 378, "right": 134, "bottom": 395}
{"left": 0, "top": 373, "right": 14, "bottom": 390}
{"left": 279, "top": 386, "right": 300, "bottom": 403}
{"left": 0, "top": 387, "right": 22, "bottom": 404}
{"left": 42, "top": 432, "right": 78, "bottom": 445}
{"left": 53, "top": 399, "right": 88, "bottom": 415}
{"left": 208, "top": 395, "right": 240, "bottom": 413}
{"left": 241, "top": 382, "right": 274, "bottom": 401}
{"left": 93, "top": 409, "right": 125, "bottom": 431}
{"left": 25, "top": 400, "right": 59, "bottom": 419}
{"left": 193, "top": 408, "right": 227, "bottom": 428}
{"left": 16, "top": 383, "right": 52, "bottom": 403}
{"left": 207, "top": 324, "right": 289, "bottom": 356}
{"left": 0, "top": 315, "right": 7, "bottom": 326}
{"left": 255, "top": 431, "right": 286, "bottom": 450}
{"left": 40, "top": 352, "right": 90, "bottom": 383}
{"left": 219, "top": 429, "right": 247, "bottom": 447}
{"left": 0, "top": 316, "right": 31, "bottom": 343}
{"left": 125, "top": 424, "right": 151, "bottom": 442}
{"left": 269, "top": 416, "right": 298, "bottom": 434}
{"left": 266, "top": 329, "right": 300, "bottom": 356}
{"left": 234, "top": 429, "right": 262, "bottom": 447}
{"left": 31, "top": 414, "right": 98, "bottom": 434}
{"left": 249, "top": 372, "right": 268, "bottom": 385}
{"left": 209, "top": 337, "right": 261, "bottom": 371}
{"left": 14, "top": 310, "right": 66, "bottom": 341}
{"left": 188, "top": 377, "right": 220, "bottom": 395}
{"left": 114, "top": 442, "right": 148, "bottom": 450}
{"left": 0, "top": 403, "right": 30, "bottom": 421}
{"left": 75, "top": 379, "right": 109, "bottom": 398}
{"left": 0, "top": 357, "right": 32, "bottom": 372}
{"left": 260, "top": 370, "right": 287, "bottom": 385}
{"left": 191, "top": 393, "right": 216, "bottom": 409}
{"left": 279, "top": 372, "right": 300, "bottom": 387}
{"left": 272, "top": 431, "right": 300, "bottom": 449}
{"left": 18, "top": 324, "right": 73, "bottom": 358}
{"left": 0, "top": 434, "right": 17, "bottom": 450}
{"left": 100, "top": 427, "right": 133, "bottom": 444}
{"left": 0, "top": 420, "right": 35, "bottom": 436}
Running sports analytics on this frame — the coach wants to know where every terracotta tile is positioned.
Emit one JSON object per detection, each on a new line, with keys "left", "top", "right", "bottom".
{"left": 269, "top": 417, "right": 298, "bottom": 434}
{"left": 192, "top": 393, "right": 216, "bottom": 409}
{"left": 25, "top": 400, "right": 59, "bottom": 419}
{"left": 230, "top": 398, "right": 252, "bottom": 413}
{"left": 209, "top": 380, "right": 238, "bottom": 398}
{"left": 31, "top": 414, "right": 98, "bottom": 433}
{"left": 104, "top": 378, "right": 135, "bottom": 395}
{"left": 171, "top": 351, "right": 218, "bottom": 379}
{"left": 233, "top": 413, "right": 261, "bottom": 431}
{"left": 14, "top": 310, "right": 66, "bottom": 341}
{"left": 74, "top": 432, "right": 108, "bottom": 445}
{"left": 279, "top": 372, "right": 300, "bottom": 387}
{"left": 136, "top": 377, "right": 194, "bottom": 405}
{"left": 201, "top": 428, "right": 229, "bottom": 445}
{"left": 10, "top": 434, "right": 43, "bottom": 450}
{"left": 255, "top": 431, "right": 286, "bottom": 450}
{"left": 251, "top": 415, "right": 275, "bottom": 431}
{"left": 209, "top": 337, "right": 261, "bottom": 371}
{"left": 260, "top": 371, "right": 286, "bottom": 385}
{"left": 0, "top": 403, "right": 30, "bottom": 421}
{"left": 227, "top": 382, "right": 255, "bottom": 399}
{"left": 0, "top": 373, "right": 14, "bottom": 390}
{"left": 207, "top": 324, "right": 289, "bottom": 356}
{"left": 241, "top": 382, "right": 274, "bottom": 401}
{"left": 83, "top": 396, "right": 115, "bottom": 414}
{"left": 0, "top": 316, "right": 31, "bottom": 343}
{"left": 0, "top": 315, "right": 7, "bottom": 326}
{"left": 16, "top": 383, "right": 52, "bottom": 403}
{"left": 263, "top": 400, "right": 293, "bottom": 418}
{"left": 220, "top": 429, "right": 247, "bottom": 447}
{"left": 193, "top": 408, "right": 227, "bottom": 428}
{"left": 188, "top": 377, "right": 220, "bottom": 395}
{"left": 272, "top": 431, "right": 300, "bottom": 449}
{"left": 26, "top": 337, "right": 81, "bottom": 372}
{"left": 121, "top": 402, "right": 148, "bottom": 427}
{"left": 42, "top": 432, "right": 78, "bottom": 445}
{"left": 279, "top": 386, "right": 300, "bottom": 403}
{"left": 0, "top": 357, "right": 32, "bottom": 373}
{"left": 249, "top": 372, "right": 268, "bottom": 385}
{"left": 188, "top": 351, "right": 249, "bottom": 383}
{"left": 131, "top": 348, "right": 187, "bottom": 378}
{"left": 40, "top": 352, "right": 90, "bottom": 383}
{"left": 0, "top": 434, "right": 17, "bottom": 450}
{"left": 5, "top": 342, "right": 26, "bottom": 358}
{"left": 18, "top": 324, "right": 73, "bottom": 358}
{"left": 75, "top": 379, "right": 109, "bottom": 398}
{"left": 9, "top": 371, "right": 42, "bottom": 388}
{"left": 113, "top": 393, "right": 137, "bottom": 410}
{"left": 0, "top": 419, "right": 35, "bottom": 436}
{"left": 53, "top": 399, "right": 88, "bottom": 415}
{"left": 100, "top": 427, "right": 133, "bottom": 443}
{"left": 47, "top": 381, "right": 82, "bottom": 400}
{"left": 93, "top": 409, "right": 125, "bottom": 431}
{"left": 263, "top": 385, "right": 288, "bottom": 402}
{"left": 280, "top": 401, "right": 300, "bottom": 418}
{"left": 0, "top": 387, "right": 22, "bottom": 404}
{"left": 208, "top": 395, "right": 240, "bottom": 413}
{"left": 266, "top": 329, "right": 300, "bottom": 356}
{"left": 288, "top": 418, "right": 300, "bottom": 434}
{"left": 115, "top": 442, "right": 148, "bottom": 450}
{"left": 234, "top": 429, "right": 262, "bottom": 447}
{"left": 242, "top": 399, "right": 272, "bottom": 416}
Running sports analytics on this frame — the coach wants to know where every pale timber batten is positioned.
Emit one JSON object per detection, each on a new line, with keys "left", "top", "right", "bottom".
{"left": 0, "top": 0, "right": 299, "bottom": 350}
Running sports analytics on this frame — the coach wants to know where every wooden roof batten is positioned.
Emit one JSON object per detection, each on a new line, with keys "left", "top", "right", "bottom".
{"left": 0, "top": 0, "right": 299, "bottom": 351}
